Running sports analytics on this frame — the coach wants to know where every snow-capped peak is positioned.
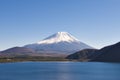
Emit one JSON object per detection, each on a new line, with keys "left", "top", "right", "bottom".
{"left": 24, "top": 32, "right": 93, "bottom": 54}
{"left": 37, "top": 32, "right": 80, "bottom": 44}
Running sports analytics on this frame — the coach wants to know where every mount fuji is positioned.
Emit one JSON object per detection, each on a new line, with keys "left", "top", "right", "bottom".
{"left": 24, "top": 32, "right": 93, "bottom": 54}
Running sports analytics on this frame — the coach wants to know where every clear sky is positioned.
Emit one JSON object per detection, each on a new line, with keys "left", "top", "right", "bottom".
{"left": 0, "top": 0, "right": 120, "bottom": 50}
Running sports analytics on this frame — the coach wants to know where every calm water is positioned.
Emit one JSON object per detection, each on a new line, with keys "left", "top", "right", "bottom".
{"left": 0, "top": 62, "right": 120, "bottom": 80}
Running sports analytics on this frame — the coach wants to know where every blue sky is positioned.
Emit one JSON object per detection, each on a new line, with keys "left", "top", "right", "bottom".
{"left": 0, "top": 0, "right": 120, "bottom": 50}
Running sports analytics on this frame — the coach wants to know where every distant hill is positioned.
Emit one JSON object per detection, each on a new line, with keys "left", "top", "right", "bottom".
{"left": 66, "top": 42, "right": 120, "bottom": 62}
{"left": 0, "top": 47, "right": 36, "bottom": 57}
{"left": 0, "top": 47, "right": 68, "bottom": 62}
{"left": 92, "top": 42, "right": 120, "bottom": 62}
{"left": 0, "top": 47, "right": 67, "bottom": 58}
{"left": 66, "top": 49, "right": 97, "bottom": 61}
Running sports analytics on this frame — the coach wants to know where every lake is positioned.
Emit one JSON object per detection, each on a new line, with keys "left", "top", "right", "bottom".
{"left": 0, "top": 62, "right": 120, "bottom": 80}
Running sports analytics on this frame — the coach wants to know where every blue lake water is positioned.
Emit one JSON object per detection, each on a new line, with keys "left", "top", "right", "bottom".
{"left": 0, "top": 62, "right": 120, "bottom": 80}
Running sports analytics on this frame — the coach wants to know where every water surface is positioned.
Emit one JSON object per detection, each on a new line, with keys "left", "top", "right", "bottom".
{"left": 0, "top": 62, "right": 120, "bottom": 80}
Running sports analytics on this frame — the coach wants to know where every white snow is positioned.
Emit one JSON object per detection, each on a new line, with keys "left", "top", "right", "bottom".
{"left": 37, "top": 32, "right": 80, "bottom": 44}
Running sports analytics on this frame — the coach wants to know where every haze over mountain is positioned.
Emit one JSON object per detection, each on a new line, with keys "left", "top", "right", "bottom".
{"left": 0, "top": 47, "right": 36, "bottom": 57}
{"left": 0, "top": 47, "right": 67, "bottom": 57}
{"left": 24, "top": 32, "right": 93, "bottom": 54}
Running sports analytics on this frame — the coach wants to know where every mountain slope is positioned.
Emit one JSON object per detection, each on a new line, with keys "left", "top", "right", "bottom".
{"left": 92, "top": 42, "right": 120, "bottom": 62}
{"left": 24, "top": 32, "right": 93, "bottom": 54}
{"left": 0, "top": 47, "right": 36, "bottom": 57}
{"left": 66, "top": 49, "right": 98, "bottom": 60}
{"left": 0, "top": 47, "right": 67, "bottom": 57}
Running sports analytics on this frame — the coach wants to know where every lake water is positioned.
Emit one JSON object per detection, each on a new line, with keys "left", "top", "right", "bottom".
{"left": 0, "top": 62, "right": 120, "bottom": 80}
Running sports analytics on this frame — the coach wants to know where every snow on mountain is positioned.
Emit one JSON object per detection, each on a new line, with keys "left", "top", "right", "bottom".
{"left": 37, "top": 32, "right": 79, "bottom": 44}
{"left": 24, "top": 32, "right": 93, "bottom": 54}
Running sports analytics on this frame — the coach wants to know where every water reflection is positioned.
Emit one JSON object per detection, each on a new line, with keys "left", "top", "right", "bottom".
{"left": 57, "top": 62, "right": 72, "bottom": 80}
